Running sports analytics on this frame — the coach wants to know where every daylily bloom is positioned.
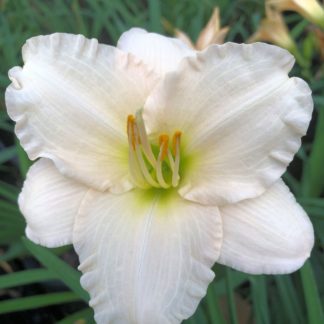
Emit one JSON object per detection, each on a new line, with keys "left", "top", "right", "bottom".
{"left": 6, "top": 29, "right": 314, "bottom": 323}
{"left": 249, "top": 6, "right": 297, "bottom": 52}
{"left": 173, "top": 7, "right": 229, "bottom": 50}
{"left": 267, "top": 0, "right": 324, "bottom": 29}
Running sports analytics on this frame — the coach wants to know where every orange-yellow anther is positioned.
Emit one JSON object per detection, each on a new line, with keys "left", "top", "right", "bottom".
{"left": 159, "top": 134, "right": 169, "bottom": 160}
{"left": 127, "top": 115, "right": 137, "bottom": 150}
{"left": 172, "top": 131, "right": 182, "bottom": 156}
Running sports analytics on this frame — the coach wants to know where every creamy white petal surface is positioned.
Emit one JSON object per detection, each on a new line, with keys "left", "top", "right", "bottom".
{"left": 144, "top": 42, "right": 313, "bottom": 205}
{"left": 6, "top": 33, "right": 158, "bottom": 193}
{"left": 117, "top": 27, "right": 195, "bottom": 75}
{"left": 218, "top": 180, "right": 314, "bottom": 274}
{"left": 73, "top": 189, "right": 222, "bottom": 323}
{"left": 19, "top": 159, "right": 88, "bottom": 247}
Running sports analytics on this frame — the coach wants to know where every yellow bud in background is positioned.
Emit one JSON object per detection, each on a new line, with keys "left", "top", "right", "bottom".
{"left": 267, "top": 0, "right": 324, "bottom": 28}
{"left": 173, "top": 29, "right": 195, "bottom": 49}
{"left": 248, "top": 6, "right": 297, "bottom": 52}
{"left": 166, "top": 7, "right": 229, "bottom": 50}
{"left": 195, "top": 7, "right": 229, "bottom": 50}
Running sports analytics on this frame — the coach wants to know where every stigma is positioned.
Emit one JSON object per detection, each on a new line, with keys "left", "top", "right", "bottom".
{"left": 127, "top": 111, "right": 181, "bottom": 189}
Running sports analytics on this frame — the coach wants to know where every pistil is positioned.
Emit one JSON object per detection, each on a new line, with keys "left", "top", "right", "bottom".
{"left": 127, "top": 112, "right": 181, "bottom": 189}
{"left": 135, "top": 111, "right": 157, "bottom": 167}
{"left": 156, "top": 135, "right": 170, "bottom": 189}
{"left": 172, "top": 131, "right": 182, "bottom": 187}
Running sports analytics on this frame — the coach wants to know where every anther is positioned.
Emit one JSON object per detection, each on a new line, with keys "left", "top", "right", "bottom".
{"left": 127, "top": 115, "right": 136, "bottom": 150}
{"left": 172, "top": 131, "right": 182, "bottom": 156}
{"left": 159, "top": 135, "right": 169, "bottom": 161}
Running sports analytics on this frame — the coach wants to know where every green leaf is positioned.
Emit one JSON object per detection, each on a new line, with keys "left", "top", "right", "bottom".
{"left": 0, "top": 241, "right": 26, "bottom": 262}
{"left": 313, "top": 96, "right": 324, "bottom": 107}
{"left": 148, "top": 0, "right": 162, "bottom": 33}
{"left": 275, "top": 276, "right": 305, "bottom": 324}
{"left": 71, "top": 0, "right": 88, "bottom": 35}
{"left": 214, "top": 270, "right": 248, "bottom": 296}
{"left": 300, "top": 197, "right": 324, "bottom": 206}
{"left": 22, "top": 237, "right": 89, "bottom": 302}
{"left": 300, "top": 261, "right": 324, "bottom": 324}
{"left": 250, "top": 276, "right": 270, "bottom": 324}
{"left": 0, "top": 201, "right": 25, "bottom": 243}
{"left": 188, "top": 306, "right": 208, "bottom": 324}
{"left": 57, "top": 307, "right": 95, "bottom": 324}
{"left": 0, "top": 146, "right": 16, "bottom": 164}
{"left": 302, "top": 108, "right": 324, "bottom": 197}
{"left": 0, "top": 180, "right": 19, "bottom": 202}
{"left": 15, "top": 139, "right": 31, "bottom": 178}
{"left": 0, "top": 269, "right": 58, "bottom": 289}
{"left": 206, "top": 284, "right": 226, "bottom": 324}
{"left": 0, "top": 292, "right": 80, "bottom": 314}
{"left": 283, "top": 172, "right": 301, "bottom": 196}
{"left": 290, "top": 19, "right": 309, "bottom": 39}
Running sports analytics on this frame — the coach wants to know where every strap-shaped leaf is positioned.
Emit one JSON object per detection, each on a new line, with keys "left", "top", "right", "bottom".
{"left": 22, "top": 237, "right": 89, "bottom": 302}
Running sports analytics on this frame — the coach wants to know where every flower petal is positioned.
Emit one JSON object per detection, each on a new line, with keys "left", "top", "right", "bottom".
{"left": 19, "top": 158, "right": 88, "bottom": 247}
{"left": 73, "top": 189, "right": 222, "bottom": 323}
{"left": 117, "top": 28, "right": 195, "bottom": 75}
{"left": 144, "top": 42, "right": 313, "bottom": 205}
{"left": 218, "top": 180, "right": 314, "bottom": 274}
{"left": 6, "top": 33, "right": 158, "bottom": 193}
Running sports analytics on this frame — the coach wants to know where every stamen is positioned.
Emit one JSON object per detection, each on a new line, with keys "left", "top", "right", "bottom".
{"left": 127, "top": 115, "right": 136, "bottom": 150}
{"left": 134, "top": 126, "right": 160, "bottom": 188}
{"left": 135, "top": 145, "right": 160, "bottom": 187}
{"left": 167, "top": 149, "right": 175, "bottom": 171}
{"left": 156, "top": 135, "right": 170, "bottom": 188}
{"left": 128, "top": 145, "right": 150, "bottom": 189}
{"left": 135, "top": 111, "right": 156, "bottom": 167}
{"left": 159, "top": 135, "right": 169, "bottom": 161}
{"left": 172, "top": 131, "right": 182, "bottom": 156}
{"left": 127, "top": 115, "right": 149, "bottom": 189}
{"left": 172, "top": 131, "right": 181, "bottom": 187}
{"left": 126, "top": 112, "right": 182, "bottom": 189}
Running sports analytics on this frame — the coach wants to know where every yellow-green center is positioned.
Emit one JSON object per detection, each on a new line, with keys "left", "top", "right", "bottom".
{"left": 127, "top": 111, "right": 182, "bottom": 190}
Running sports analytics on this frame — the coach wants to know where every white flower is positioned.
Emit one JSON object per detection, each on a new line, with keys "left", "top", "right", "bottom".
{"left": 6, "top": 28, "right": 314, "bottom": 323}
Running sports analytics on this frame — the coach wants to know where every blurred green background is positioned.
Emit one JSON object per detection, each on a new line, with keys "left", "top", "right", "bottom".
{"left": 1, "top": 0, "right": 324, "bottom": 323}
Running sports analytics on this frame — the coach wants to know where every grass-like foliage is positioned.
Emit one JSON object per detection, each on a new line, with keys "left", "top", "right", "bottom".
{"left": 0, "top": 0, "right": 324, "bottom": 323}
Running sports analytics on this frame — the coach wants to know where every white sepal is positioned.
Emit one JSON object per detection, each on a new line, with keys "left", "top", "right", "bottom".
{"left": 218, "top": 180, "right": 314, "bottom": 274}
{"left": 19, "top": 159, "right": 88, "bottom": 247}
